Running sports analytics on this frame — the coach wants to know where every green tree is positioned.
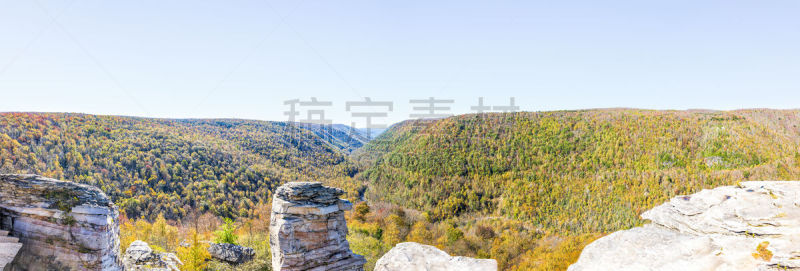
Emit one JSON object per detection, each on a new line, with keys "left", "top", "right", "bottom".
{"left": 214, "top": 218, "right": 238, "bottom": 245}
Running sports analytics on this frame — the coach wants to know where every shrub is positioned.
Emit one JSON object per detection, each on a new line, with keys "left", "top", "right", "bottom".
{"left": 61, "top": 215, "right": 77, "bottom": 226}
{"left": 445, "top": 227, "right": 464, "bottom": 244}
{"left": 354, "top": 202, "right": 370, "bottom": 222}
{"left": 214, "top": 218, "right": 238, "bottom": 245}
{"left": 475, "top": 225, "right": 496, "bottom": 239}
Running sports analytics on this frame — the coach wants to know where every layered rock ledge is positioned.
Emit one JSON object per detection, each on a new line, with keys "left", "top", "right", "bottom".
{"left": 269, "top": 182, "right": 366, "bottom": 271}
{"left": 0, "top": 174, "right": 121, "bottom": 270}
{"left": 569, "top": 181, "right": 800, "bottom": 271}
{"left": 375, "top": 242, "right": 498, "bottom": 271}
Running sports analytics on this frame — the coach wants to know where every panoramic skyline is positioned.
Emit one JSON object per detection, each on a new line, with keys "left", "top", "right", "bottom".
{"left": 1, "top": 0, "right": 799, "bottom": 127}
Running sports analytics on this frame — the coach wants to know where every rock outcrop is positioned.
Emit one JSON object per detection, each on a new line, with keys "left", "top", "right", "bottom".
{"left": 208, "top": 242, "right": 255, "bottom": 264}
{"left": 375, "top": 242, "right": 498, "bottom": 271}
{"left": 0, "top": 174, "right": 121, "bottom": 270}
{"left": 0, "top": 229, "right": 22, "bottom": 270}
{"left": 122, "top": 240, "right": 182, "bottom": 271}
{"left": 570, "top": 181, "right": 800, "bottom": 271}
{"left": 269, "top": 182, "right": 366, "bottom": 271}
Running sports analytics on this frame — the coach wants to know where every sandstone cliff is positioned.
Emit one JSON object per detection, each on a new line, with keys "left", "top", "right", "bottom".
{"left": 269, "top": 182, "right": 366, "bottom": 271}
{"left": 0, "top": 174, "right": 121, "bottom": 270}
{"left": 570, "top": 181, "right": 800, "bottom": 271}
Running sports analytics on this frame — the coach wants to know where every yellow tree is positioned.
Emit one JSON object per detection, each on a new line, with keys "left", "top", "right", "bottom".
{"left": 406, "top": 221, "right": 432, "bottom": 244}
{"left": 383, "top": 214, "right": 404, "bottom": 247}
{"left": 177, "top": 229, "right": 210, "bottom": 271}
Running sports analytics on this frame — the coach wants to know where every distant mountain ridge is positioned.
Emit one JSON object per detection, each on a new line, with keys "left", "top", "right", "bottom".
{"left": 297, "top": 123, "right": 387, "bottom": 153}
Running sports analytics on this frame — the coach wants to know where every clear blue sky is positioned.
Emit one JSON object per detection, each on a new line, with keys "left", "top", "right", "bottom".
{"left": 1, "top": 0, "right": 799, "bottom": 127}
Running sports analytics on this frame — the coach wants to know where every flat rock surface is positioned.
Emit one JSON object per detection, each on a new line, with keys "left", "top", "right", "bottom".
{"left": 274, "top": 182, "right": 345, "bottom": 205}
{"left": 375, "top": 242, "right": 498, "bottom": 271}
{"left": 569, "top": 181, "right": 800, "bottom": 271}
{"left": 0, "top": 242, "right": 23, "bottom": 269}
{"left": 0, "top": 174, "right": 113, "bottom": 208}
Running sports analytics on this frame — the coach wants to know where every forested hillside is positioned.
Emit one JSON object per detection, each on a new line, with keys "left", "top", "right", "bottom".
{"left": 0, "top": 113, "right": 362, "bottom": 220}
{"left": 352, "top": 109, "right": 800, "bottom": 269}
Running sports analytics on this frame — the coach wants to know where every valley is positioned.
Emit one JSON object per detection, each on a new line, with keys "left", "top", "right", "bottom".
{"left": 2, "top": 109, "right": 800, "bottom": 270}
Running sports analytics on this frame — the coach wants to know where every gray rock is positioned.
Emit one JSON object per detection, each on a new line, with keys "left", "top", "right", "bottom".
{"left": 270, "top": 182, "right": 366, "bottom": 271}
{"left": 208, "top": 242, "right": 255, "bottom": 264}
{"left": 123, "top": 240, "right": 182, "bottom": 271}
{"left": 126, "top": 240, "right": 155, "bottom": 263}
{"left": 375, "top": 242, "right": 497, "bottom": 271}
{"left": 569, "top": 181, "right": 800, "bottom": 271}
{"left": 274, "top": 181, "right": 346, "bottom": 205}
{"left": 0, "top": 174, "right": 122, "bottom": 271}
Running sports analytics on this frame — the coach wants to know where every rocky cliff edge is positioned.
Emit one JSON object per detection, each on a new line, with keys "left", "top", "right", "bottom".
{"left": 0, "top": 174, "right": 121, "bottom": 270}
{"left": 569, "top": 181, "right": 800, "bottom": 271}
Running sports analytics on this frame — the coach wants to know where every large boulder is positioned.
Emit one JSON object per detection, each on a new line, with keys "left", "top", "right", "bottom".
{"left": 569, "top": 181, "right": 800, "bottom": 271}
{"left": 269, "top": 182, "right": 366, "bottom": 271}
{"left": 208, "top": 242, "right": 255, "bottom": 264}
{"left": 375, "top": 242, "right": 498, "bottom": 271}
{"left": 122, "top": 240, "right": 182, "bottom": 271}
{"left": 0, "top": 174, "right": 122, "bottom": 270}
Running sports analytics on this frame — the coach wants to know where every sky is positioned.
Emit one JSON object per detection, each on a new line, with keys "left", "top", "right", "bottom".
{"left": 1, "top": 0, "right": 799, "bottom": 128}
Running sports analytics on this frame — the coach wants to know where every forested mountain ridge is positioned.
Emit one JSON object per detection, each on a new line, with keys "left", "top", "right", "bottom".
{"left": 0, "top": 113, "right": 363, "bottom": 220}
{"left": 356, "top": 109, "right": 800, "bottom": 232}
{"left": 343, "top": 109, "right": 800, "bottom": 269}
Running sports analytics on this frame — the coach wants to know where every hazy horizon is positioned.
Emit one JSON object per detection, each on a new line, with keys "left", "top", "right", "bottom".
{"left": 2, "top": 106, "right": 798, "bottom": 124}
